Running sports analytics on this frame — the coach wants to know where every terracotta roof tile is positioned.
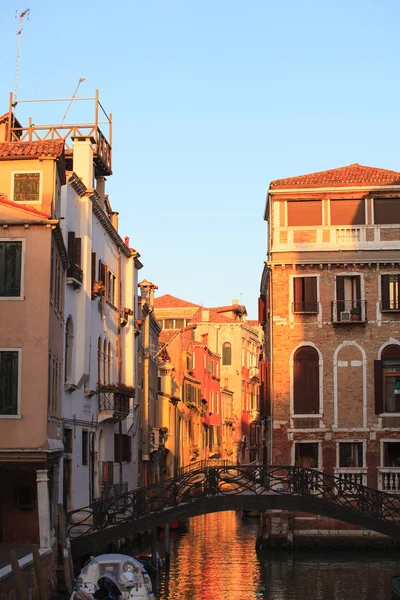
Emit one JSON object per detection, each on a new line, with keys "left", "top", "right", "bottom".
{"left": 154, "top": 294, "right": 201, "bottom": 309}
{"left": 190, "top": 307, "right": 234, "bottom": 324}
{"left": 270, "top": 163, "right": 400, "bottom": 189}
{"left": 0, "top": 140, "right": 65, "bottom": 159}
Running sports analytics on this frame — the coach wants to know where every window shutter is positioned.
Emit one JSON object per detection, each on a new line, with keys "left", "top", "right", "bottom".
{"left": 336, "top": 276, "right": 345, "bottom": 301}
{"left": 74, "top": 237, "right": 81, "bottom": 267}
{"left": 306, "top": 356, "right": 319, "bottom": 413}
{"left": 67, "top": 231, "right": 75, "bottom": 267}
{"left": 374, "top": 360, "right": 383, "bottom": 414}
{"left": 293, "top": 359, "right": 306, "bottom": 413}
{"left": 381, "top": 275, "right": 390, "bottom": 310}
{"left": 304, "top": 277, "right": 317, "bottom": 310}
{"left": 355, "top": 276, "right": 361, "bottom": 301}
{"left": 293, "top": 277, "right": 303, "bottom": 305}
{"left": 258, "top": 295, "right": 266, "bottom": 323}
{"left": 91, "top": 252, "right": 97, "bottom": 287}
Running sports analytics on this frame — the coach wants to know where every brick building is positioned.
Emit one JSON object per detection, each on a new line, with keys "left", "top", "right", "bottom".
{"left": 263, "top": 163, "right": 400, "bottom": 536}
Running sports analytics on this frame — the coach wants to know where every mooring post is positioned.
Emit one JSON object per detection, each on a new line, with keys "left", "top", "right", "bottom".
{"left": 32, "top": 545, "right": 48, "bottom": 600}
{"left": 151, "top": 528, "right": 158, "bottom": 568}
{"left": 164, "top": 523, "right": 170, "bottom": 566}
{"left": 10, "top": 550, "right": 25, "bottom": 600}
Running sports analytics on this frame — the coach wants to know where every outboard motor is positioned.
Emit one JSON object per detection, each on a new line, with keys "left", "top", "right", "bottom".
{"left": 93, "top": 575, "right": 121, "bottom": 599}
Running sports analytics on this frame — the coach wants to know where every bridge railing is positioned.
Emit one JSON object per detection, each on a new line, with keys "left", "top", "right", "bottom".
{"left": 67, "top": 465, "right": 400, "bottom": 541}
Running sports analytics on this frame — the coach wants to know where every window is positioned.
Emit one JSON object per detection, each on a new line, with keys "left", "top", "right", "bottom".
{"left": 293, "top": 346, "right": 319, "bottom": 414}
{"left": 339, "top": 442, "right": 363, "bottom": 467}
{"left": 175, "top": 319, "right": 184, "bottom": 329}
{"left": 335, "top": 275, "right": 363, "bottom": 322}
{"left": 12, "top": 172, "right": 41, "bottom": 203}
{"left": 0, "top": 350, "right": 19, "bottom": 415}
{"left": 82, "top": 430, "right": 88, "bottom": 466}
{"left": 209, "top": 358, "right": 214, "bottom": 374}
{"left": 210, "top": 391, "right": 214, "bottom": 413}
{"left": 374, "top": 198, "right": 400, "bottom": 225}
{"left": 330, "top": 199, "right": 365, "bottom": 225}
{"left": 381, "top": 275, "right": 400, "bottom": 311}
{"left": 65, "top": 317, "right": 74, "bottom": 382}
{"left": 164, "top": 319, "right": 174, "bottom": 329}
{"left": 103, "top": 339, "right": 108, "bottom": 384}
{"left": 63, "top": 428, "right": 73, "bottom": 454}
{"left": 375, "top": 345, "right": 400, "bottom": 413}
{"left": 97, "top": 337, "right": 102, "bottom": 384}
{"left": 114, "top": 434, "right": 131, "bottom": 462}
{"left": 295, "top": 442, "right": 319, "bottom": 468}
{"left": 107, "top": 270, "right": 116, "bottom": 304}
{"left": 287, "top": 200, "right": 322, "bottom": 226}
{"left": 382, "top": 441, "right": 400, "bottom": 467}
{"left": 222, "top": 342, "right": 232, "bottom": 366}
{"left": 66, "top": 232, "right": 82, "bottom": 284}
{"left": 293, "top": 277, "right": 318, "bottom": 313}
{"left": 0, "top": 241, "right": 22, "bottom": 298}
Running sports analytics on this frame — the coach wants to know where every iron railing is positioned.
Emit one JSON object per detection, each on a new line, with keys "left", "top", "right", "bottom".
{"left": 66, "top": 263, "right": 83, "bottom": 285}
{"left": 67, "top": 465, "right": 400, "bottom": 549}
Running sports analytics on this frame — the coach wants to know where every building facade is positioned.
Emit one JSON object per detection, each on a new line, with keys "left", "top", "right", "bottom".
{"left": 264, "top": 163, "right": 400, "bottom": 535}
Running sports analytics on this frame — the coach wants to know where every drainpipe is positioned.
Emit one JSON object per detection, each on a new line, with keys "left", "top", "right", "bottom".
{"left": 117, "top": 248, "right": 123, "bottom": 484}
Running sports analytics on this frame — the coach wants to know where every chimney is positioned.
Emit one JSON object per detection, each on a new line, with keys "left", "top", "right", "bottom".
{"left": 72, "top": 136, "right": 94, "bottom": 188}
{"left": 138, "top": 280, "right": 158, "bottom": 309}
{"left": 232, "top": 298, "right": 238, "bottom": 305}
{"left": 202, "top": 309, "right": 209, "bottom": 322}
{"left": 110, "top": 211, "right": 119, "bottom": 231}
{"left": 96, "top": 176, "right": 106, "bottom": 208}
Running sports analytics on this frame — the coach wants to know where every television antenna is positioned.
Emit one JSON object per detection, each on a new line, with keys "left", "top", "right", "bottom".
{"left": 13, "top": 8, "right": 30, "bottom": 105}
{"left": 61, "top": 77, "right": 86, "bottom": 124}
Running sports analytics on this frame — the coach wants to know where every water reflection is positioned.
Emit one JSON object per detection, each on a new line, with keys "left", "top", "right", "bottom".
{"left": 152, "top": 511, "right": 400, "bottom": 600}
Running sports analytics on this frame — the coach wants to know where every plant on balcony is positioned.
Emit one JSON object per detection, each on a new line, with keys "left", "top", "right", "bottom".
{"left": 97, "top": 382, "right": 135, "bottom": 396}
{"left": 190, "top": 445, "right": 199, "bottom": 458}
{"left": 186, "top": 401, "right": 199, "bottom": 413}
{"left": 346, "top": 456, "right": 355, "bottom": 467}
{"left": 351, "top": 307, "right": 361, "bottom": 321}
{"left": 92, "top": 280, "right": 105, "bottom": 299}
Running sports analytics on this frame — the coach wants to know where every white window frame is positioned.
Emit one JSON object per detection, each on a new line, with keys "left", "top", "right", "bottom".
{"left": 0, "top": 347, "right": 22, "bottom": 418}
{"left": 0, "top": 238, "right": 25, "bottom": 301}
{"left": 336, "top": 439, "right": 366, "bottom": 468}
{"left": 292, "top": 440, "right": 322, "bottom": 469}
{"left": 11, "top": 170, "right": 43, "bottom": 205}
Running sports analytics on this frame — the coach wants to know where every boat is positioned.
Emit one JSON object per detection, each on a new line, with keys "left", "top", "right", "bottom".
{"left": 392, "top": 575, "right": 400, "bottom": 599}
{"left": 70, "top": 553, "right": 155, "bottom": 600}
{"left": 158, "top": 518, "right": 189, "bottom": 530}
{"left": 134, "top": 551, "right": 162, "bottom": 574}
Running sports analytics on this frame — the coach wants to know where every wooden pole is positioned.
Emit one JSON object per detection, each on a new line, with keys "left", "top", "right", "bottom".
{"left": 32, "top": 545, "right": 47, "bottom": 600}
{"left": 58, "top": 503, "right": 74, "bottom": 594}
{"left": 164, "top": 523, "right": 170, "bottom": 566}
{"left": 9, "top": 550, "right": 25, "bottom": 600}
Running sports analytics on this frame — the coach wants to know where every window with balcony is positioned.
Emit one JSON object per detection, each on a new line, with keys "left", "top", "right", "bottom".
{"left": 374, "top": 198, "right": 400, "bottom": 225}
{"left": 293, "top": 346, "right": 319, "bottom": 414}
{"left": 66, "top": 231, "right": 82, "bottom": 288}
{"left": 330, "top": 199, "right": 365, "bottom": 225}
{"left": 295, "top": 442, "right": 319, "bottom": 468}
{"left": 293, "top": 276, "right": 318, "bottom": 313}
{"left": 339, "top": 442, "right": 363, "bottom": 467}
{"left": 0, "top": 350, "right": 19, "bottom": 416}
{"left": 383, "top": 442, "right": 400, "bottom": 467}
{"left": 0, "top": 241, "right": 22, "bottom": 298}
{"left": 381, "top": 274, "right": 400, "bottom": 311}
{"left": 287, "top": 200, "right": 322, "bottom": 226}
{"left": 333, "top": 275, "right": 365, "bottom": 323}
{"left": 375, "top": 345, "right": 400, "bottom": 414}
{"left": 222, "top": 342, "right": 232, "bottom": 365}
{"left": 12, "top": 171, "right": 41, "bottom": 203}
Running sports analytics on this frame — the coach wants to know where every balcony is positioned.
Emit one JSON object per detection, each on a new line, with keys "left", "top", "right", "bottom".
{"left": 66, "top": 263, "right": 83, "bottom": 289}
{"left": 248, "top": 408, "right": 261, "bottom": 422}
{"left": 249, "top": 366, "right": 259, "bottom": 380}
{"left": 334, "top": 468, "right": 367, "bottom": 494}
{"left": 97, "top": 384, "right": 134, "bottom": 423}
{"left": 378, "top": 468, "right": 400, "bottom": 493}
{"left": 119, "top": 307, "right": 133, "bottom": 327}
{"left": 331, "top": 300, "right": 367, "bottom": 324}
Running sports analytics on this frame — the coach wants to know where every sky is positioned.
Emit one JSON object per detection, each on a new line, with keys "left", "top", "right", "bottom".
{"left": 1, "top": 1, "right": 399, "bottom": 318}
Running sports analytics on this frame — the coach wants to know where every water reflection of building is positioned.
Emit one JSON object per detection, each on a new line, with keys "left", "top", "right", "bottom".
{"left": 263, "top": 163, "right": 400, "bottom": 538}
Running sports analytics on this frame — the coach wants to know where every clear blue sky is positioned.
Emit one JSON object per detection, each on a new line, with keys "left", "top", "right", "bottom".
{"left": 1, "top": 0, "right": 399, "bottom": 318}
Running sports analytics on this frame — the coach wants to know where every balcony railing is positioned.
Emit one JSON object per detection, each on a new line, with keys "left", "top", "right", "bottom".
{"left": 331, "top": 300, "right": 367, "bottom": 324}
{"left": 66, "top": 263, "right": 83, "bottom": 288}
{"left": 334, "top": 468, "right": 367, "bottom": 494}
{"left": 97, "top": 384, "right": 134, "bottom": 423}
{"left": 378, "top": 468, "right": 400, "bottom": 492}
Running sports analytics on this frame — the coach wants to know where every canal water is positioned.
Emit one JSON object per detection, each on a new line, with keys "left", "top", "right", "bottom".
{"left": 148, "top": 511, "right": 400, "bottom": 600}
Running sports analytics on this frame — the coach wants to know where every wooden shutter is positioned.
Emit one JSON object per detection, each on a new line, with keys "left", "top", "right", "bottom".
{"left": 374, "top": 360, "right": 384, "bottom": 414}
{"left": 67, "top": 231, "right": 75, "bottom": 267}
{"left": 258, "top": 295, "right": 266, "bottom": 323}
{"left": 381, "top": 275, "right": 389, "bottom": 310}
{"left": 336, "top": 276, "right": 345, "bottom": 300}
{"left": 293, "top": 277, "right": 303, "bottom": 310}
{"left": 306, "top": 355, "right": 319, "bottom": 413}
{"left": 355, "top": 276, "right": 361, "bottom": 301}
{"left": 74, "top": 237, "right": 81, "bottom": 267}
{"left": 293, "top": 358, "right": 306, "bottom": 413}
{"left": 294, "top": 347, "right": 319, "bottom": 414}
{"left": 304, "top": 277, "right": 317, "bottom": 310}
{"left": 91, "top": 252, "right": 97, "bottom": 287}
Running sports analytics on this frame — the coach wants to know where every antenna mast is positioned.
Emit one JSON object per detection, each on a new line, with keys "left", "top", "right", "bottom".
{"left": 61, "top": 77, "right": 86, "bottom": 124}
{"left": 14, "top": 8, "right": 30, "bottom": 105}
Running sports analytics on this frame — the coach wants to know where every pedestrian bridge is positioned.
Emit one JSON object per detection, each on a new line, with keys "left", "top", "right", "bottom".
{"left": 67, "top": 464, "right": 400, "bottom": 558}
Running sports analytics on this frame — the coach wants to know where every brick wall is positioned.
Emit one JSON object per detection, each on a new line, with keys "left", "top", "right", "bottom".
{"left": 0, "top": 548, "right": 55, "bottom": 600}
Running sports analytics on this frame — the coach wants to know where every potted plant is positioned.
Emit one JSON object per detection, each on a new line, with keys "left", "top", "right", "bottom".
{"left": 351, "top": 307, "right": 361, "bottom": 321}
{"left": 346, "top": 456, "right": 355, "bottom": 467}
{"left": 309, "top": 458, "right": 318, "bottom": 468}
{"left": 92, "top": 280, "right": 105, "bottom": 299}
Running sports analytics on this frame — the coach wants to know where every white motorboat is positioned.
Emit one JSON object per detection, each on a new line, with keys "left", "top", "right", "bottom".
{"left": 70, "top": 553, "right": 156, "bottom": 600}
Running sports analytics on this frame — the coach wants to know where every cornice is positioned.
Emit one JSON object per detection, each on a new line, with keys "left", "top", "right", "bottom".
{"left": 67, "top": 172, "right": 87, "bottom": 197}
{"left": 91, "top": 196, "right": 132, "bottom": 258}
{"left": 52, "top": 223, "right": 69, "bottom": 270}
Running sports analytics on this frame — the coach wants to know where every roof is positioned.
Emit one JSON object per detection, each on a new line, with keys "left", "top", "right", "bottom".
{"left": 214, "top": 304, "right": 247, "bottom": 315}
{"left": 270, "top": 163, "right": 400, "bottom": 189}
{"left": 0, "top": 140, "right": 65, "bottom": 159}
{"left": 247, "top": 319, "right": 259, "bottom": 327}
{"left": 0, "top": 194, "right": 51, "bottom": 218}
{"left": 191, "top": 307, "right": 235, "bottom": 324}
{"left": 154, "top": 294, "right": 201, "bottom": 309}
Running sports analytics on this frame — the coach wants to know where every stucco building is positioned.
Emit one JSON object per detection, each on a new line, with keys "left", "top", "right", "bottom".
{"left": 264, "top": 163, "right": 400, "bottom": 536}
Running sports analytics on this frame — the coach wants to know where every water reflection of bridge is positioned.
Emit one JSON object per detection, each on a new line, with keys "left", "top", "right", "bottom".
{"left": 67, "top": 464, "right": 400, "bottom": 558}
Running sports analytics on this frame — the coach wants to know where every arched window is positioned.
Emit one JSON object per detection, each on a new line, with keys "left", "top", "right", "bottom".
{"left": 222, "top": 342, "right": 232, "bottom": 366}
{"left": 65, "top": 317, "right": 74, "bottom": 382}
{"left": 378, "top": 345, "right": 400, "bottom": 413}
{"left": 108, "top": 342, "right": 112, "bottom": 384}
{"left": 293, "top": 346, "right": 319, "bottom": 414}
{"left": 97, "top": 337, "right": 102, "bottom": 384}
{"left": 103, "top": 339, "right": 108, "bottom": 384}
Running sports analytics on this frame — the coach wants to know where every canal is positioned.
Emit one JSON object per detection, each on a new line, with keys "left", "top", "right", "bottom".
{"left": 146, "top": 511, "right": 400, "bottom": 600}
